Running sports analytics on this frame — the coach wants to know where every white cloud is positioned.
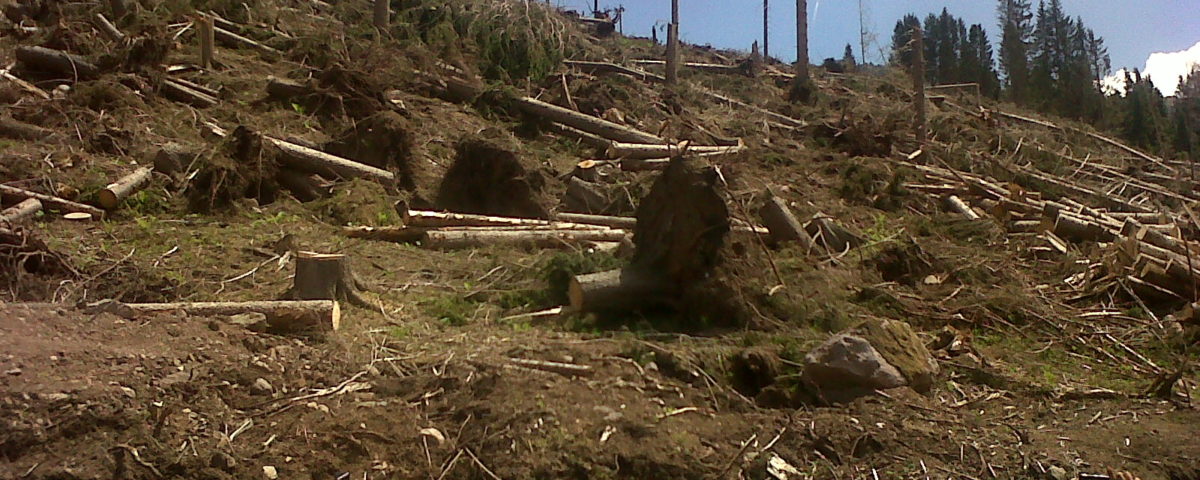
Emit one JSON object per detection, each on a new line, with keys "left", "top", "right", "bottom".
{"left": 1104, "top": 40, "right": 1200, "bottom": 97}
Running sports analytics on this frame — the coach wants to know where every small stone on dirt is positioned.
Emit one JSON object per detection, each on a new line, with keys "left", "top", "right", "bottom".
{"left": 252, "top": 378, "right": 274, "bottom": 395}
{"left": 5, "top": 367, "right": 21, "bottom": 376}
{"left": 262, "top": 465, "right": 278, "bottom": 479}
{"left": 1047, "top": 465, "right": 1068, "bottom": 480}
{"left": 209, "top": 451, "right": 237, "bottom": 471}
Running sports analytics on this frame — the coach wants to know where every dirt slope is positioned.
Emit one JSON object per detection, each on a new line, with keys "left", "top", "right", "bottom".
{"left": 1, "top": 0, "right": 1199, "bottom": 479}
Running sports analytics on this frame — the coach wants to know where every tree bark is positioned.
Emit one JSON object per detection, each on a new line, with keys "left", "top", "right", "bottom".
{"left": 152, "top": 143, "right": 198, "bottom": 176}
{"left": 98, "top": 167, "right": 153, "bottom": 209}
{"left": 606, "top": 142, "right": 742, "bottom": 160}
{"left": 758, "top": 193, "right": 815, "bottom": 248}
{"left": 15, "top": 46, "right": 99, "bottom": 79}
{"left": 568, "top": 268, "right": 670, "bottom": 312}
{"left": 283, "top": 251, "right": 371, "bottom": 308}
{"left": 0, "top": 198, "right": 42, "bottom": 224}
{"left": 102, "top": 300, "right": 340, "bottom": 331}
{"left": 0, "top": 184, "right": 105, "bottom": 218}
{"left": 373, "top": 0, "right": 389, "bottom": 31}
{"left": 213, "top": 26, "right": 281, "bottom": 56}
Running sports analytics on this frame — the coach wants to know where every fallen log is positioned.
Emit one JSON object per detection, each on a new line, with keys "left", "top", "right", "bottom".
{"left": 805, "top": 213, "right": 863, "bottom": 253}
{"left": 206, "top": 124, "right": 395, "bottom": 183}
{"left": 275, "top": 168, "right": 331, "bottom": 202}
{"left": 606, "top": 142, "right": 742, "bottom": 160}
{"left": 555, "top": 212, "right": 635, "bottom": 229}
{"left": 98, "top": 300, "right": 340, "bottom": 331}
{"left": 0, "top": 198, "right": 42, "bottom": 224}
{"left": 168, "top": 77, "right": 220, "bottom": 97}
{"left": 516, "top": 96, "right": 664, "bottom": 144}
{"left": 98, "top": 167, "right": 153, "bottom": 209}
{"left": 151, "top": 143, "right": 199, "bottom": 176}
{"left": 547, "top": 122, "right": 611, "bottom": 150}
{"left": 0, "top": 184, "right": 105, "bottom": 218}
{"left": 266, "top": 75, "right": 310, "bottom": 99}
{"left": 992, "top": 108, "right": 1177, "bottom": 174}
{"left": 631, "top": 59, "right": 747, "bottom": 75}
{"left": 283, "top": 251, "right": 371, "bottom": 308}
{"left": 508, "top": 357, "right": 594, "bottom": 377}
{"left": 15, "top": 46, "right": 99, "bottom": 79}
{"left": 403, "top": 210, "right": 551, "bottom": 228}
{"left": 345, "top": 226, "right": 626, "bottom": 249}
{"left": 1043, "top": 210, "right": 1116, "bottom": 243}
{"left": 0, "top": 116, "right": 55, "bottom": 141}
{"left": 568, "top": 268, "right": 670, "bottom": 312}
{"left": 758, "top": 193, "right": 815, "bottom": 249}
{"left": 1007, "top": 219, "right": 1042, "bottom": 233}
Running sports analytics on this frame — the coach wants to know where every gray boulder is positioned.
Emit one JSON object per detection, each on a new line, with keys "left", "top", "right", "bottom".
{"left": 802, "top": 334, "right": 906, "bottom": 402}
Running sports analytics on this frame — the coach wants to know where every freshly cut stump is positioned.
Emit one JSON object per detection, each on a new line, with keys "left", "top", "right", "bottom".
{"left": 283, "top": 251, "right": 371, "bottom": 308}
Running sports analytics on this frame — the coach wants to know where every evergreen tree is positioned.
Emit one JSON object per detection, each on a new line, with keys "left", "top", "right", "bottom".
{"left": 997, "top": 0, "right": 1033, "bottom": 103}
{"left": 842, "top": 43, "right": 857, "bottom": 71}
{"left": 890, "top": 14, "right": 921, "bottom": 67}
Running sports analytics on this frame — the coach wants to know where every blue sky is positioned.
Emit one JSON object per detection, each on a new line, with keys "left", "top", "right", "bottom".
{"left": 567, "top": 0, "right": 1200, "bottom": 92}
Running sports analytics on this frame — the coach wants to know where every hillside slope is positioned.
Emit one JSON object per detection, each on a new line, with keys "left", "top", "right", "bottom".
{"left": 1, "top": 1, "right": 1198, "bottom": 479}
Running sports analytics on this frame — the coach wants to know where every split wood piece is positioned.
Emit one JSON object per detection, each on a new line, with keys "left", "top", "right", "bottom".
{"left": 213, "top": 26, "right": 282, "bottom": 56}
{"left": 758, "top": 193, "right": 815, "bottom": 249}
{"left": 606, "top": 142, "right": 742, "bottom": 160}
{"left": 94, "top": 13, "right": 124, "bottom": 42}
{"left": 206, "top": 124, "right": 395, "bottom": 183}
{"left": 0, "top": 116, "right": 56, "bottom": 140}
{"left": 564, "top": 177, "right": 609, "bottom": 213}
{"left": 508, "top": 358, "right": 593, "bottom": 377}
{"left": 943, "top": 195, "right": 980, "bottom": 220}
{"left": 805, "top": 213, "right": 863, "bottom": 253}
{"left": 345, "top": 226, "right": 626, "bottom": 250}
{"left": 631, "top": 59, "right": 748, "bottom": 75}
{"left": 100, "top": 300, "right": 340, "bottom": 331}
{"left": 15, "top": 46, "right": 99, "bottom": 79}
{"left": 283, "top": 251, "right": 371, "bottom": 308}
{"left": 563, "top": 60, "right": 665, "bottom": 83}
{"left": 569, "top": 268, "right": 671, "bottom": 312}
{"left": 0, "top": 65, "right": 51, "bottom": 99}
{"left": 0, "top": 184, "right": 105, "bottom": 219}
{"left": 161, "top": 79, "right": 218, "bottom": 107}
{"left": 98, "top": 167, "right": 153, "bottom": 209}
{"left": 0, "top": 198, "right": 42, "bottom": 224}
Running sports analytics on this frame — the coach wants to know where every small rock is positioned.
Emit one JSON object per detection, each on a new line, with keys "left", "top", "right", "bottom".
{"left": 1047, "top": 465, "right": 1068, "bottom": 480}
{"left": 119, "top": 386, "right": 137, "bottom": 398}
{"left": 5, "top": 368, "right": 21, "bottom": 376}
{"left": 209, "top": 451, "right": 237, "bottom": 472}
{"left": 252, "top": 378, "right": 274, "bottom": 395}
{"left": 262, "top": 465, "right": 278, "bottom": 479}
{"left": 41, "top": 393, "right": 71, "bottom": 402}
{"left": 802, "top": 334, "right": 905, "bottom": 402}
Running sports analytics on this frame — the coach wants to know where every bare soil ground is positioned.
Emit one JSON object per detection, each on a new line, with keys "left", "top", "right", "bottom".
{"left": 2, "top": 0, "right": 1199, "bottom": 479}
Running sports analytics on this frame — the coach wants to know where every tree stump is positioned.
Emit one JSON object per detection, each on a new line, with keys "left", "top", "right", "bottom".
{"left": 758, "top": 191, "right": 814, "bottom": 249}
{"left": 282, "top": 251, "right": 371, "bottom": 308}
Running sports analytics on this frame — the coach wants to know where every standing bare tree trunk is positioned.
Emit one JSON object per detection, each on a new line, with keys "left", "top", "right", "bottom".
{"left": 373, "top": 0, "right": 389, "bottom": 32}
{"left": 795, "top": 0, "right": 808, "bottom": 78}
{"left": 665, "top": 0, "right": 680, "bottom": 85}
{"left": 763, "top": 0, "right": 769, "bottom": 59}
{"left": 198, "top": 15, "right": 215, "bottom": 69}
{"left": 911, "top": 25, "right": 926, "bottom": 147}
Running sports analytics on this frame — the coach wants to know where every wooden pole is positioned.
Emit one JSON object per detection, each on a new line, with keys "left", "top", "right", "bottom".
{"left": 795, "top": 0, "right": 808, "bottom": 78}
{"left": 665, "top": 0, "right": 679, "bottom": 85}
{"left": 198, "top": 15, "right": 214, "bottom": 69}
{"left": 373, "top": 0, "right": 389, "bottom": 32}
{"left": 911, "top": 25, "right": 926, "bottom": 147}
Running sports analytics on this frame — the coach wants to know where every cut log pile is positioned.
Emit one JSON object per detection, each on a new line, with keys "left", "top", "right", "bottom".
{"left": 900, "top": 150, "right": 1200, "bottom": 302}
